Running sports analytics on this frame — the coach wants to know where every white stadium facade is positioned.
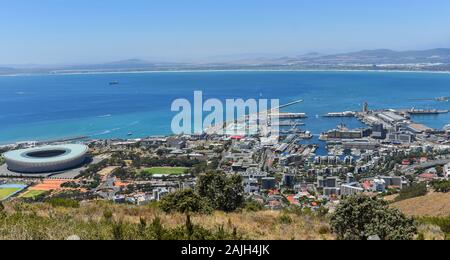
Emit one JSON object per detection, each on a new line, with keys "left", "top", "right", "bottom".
{"left": 2, "top": 144, "right": 89, "bottom": 174}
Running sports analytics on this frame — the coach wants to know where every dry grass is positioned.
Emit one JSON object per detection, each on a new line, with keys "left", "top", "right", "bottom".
{"left": 0, "top": 201, "right": 334, "bottom": 240}
{"left": 391, "top": 191, "right": 450, "bottom": 217}
{"left": 417, "top": 224, "right": 446, "bottom": 240}
{"left": 97, "top": 166, "right": 119, "bottom": 178}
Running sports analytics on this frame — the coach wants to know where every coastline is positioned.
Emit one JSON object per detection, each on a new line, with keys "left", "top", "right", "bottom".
{"left": 1, "top": 68, "right": 450, "bottom": 77}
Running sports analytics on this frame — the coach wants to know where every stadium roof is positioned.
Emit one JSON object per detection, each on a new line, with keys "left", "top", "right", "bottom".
{"left": 3, "top": 144, "right": 88, "bottom": 163}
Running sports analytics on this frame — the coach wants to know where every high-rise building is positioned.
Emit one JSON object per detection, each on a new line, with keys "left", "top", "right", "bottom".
{"left": 283, "top": 174, "right": 295, "bottom": 188}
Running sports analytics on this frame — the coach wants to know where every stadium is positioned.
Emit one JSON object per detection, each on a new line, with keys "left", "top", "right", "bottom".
{"left": 2, "top": 144, "right": 89, "bottom": 174}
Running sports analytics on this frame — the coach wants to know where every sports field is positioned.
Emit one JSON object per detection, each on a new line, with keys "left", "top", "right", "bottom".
{"left": 21, "top": 190, "right": 46, "bottom": 199}
{"left": 29, "top": 179, "right": 67, "bottom": 191}
{"left": 0, "top": 184, "right": 27, "bottom": 201}
{"left": 142, "top": 167, "right": 189, "bottom": 175}
{"left": 0, "top": 188, "right": 20, "bottom": 200}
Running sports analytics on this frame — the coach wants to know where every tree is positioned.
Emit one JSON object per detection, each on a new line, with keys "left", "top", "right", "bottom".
{"left": 431, "top": 180, "right": 450, "bottom": 193}
{"left": 159, "top": 189, "right": 212, "bottom": 214}
{"left": 436, "top": 165, "right": 444, "bottom": 177}
{"left": 331, "top": 195, "right": 417, "bottom": 240}
{"left": 395, "top": 183, "right": 428, "bottom": 202}
{"left": 156, "top": 149, "right": 169, "bottom": 157}
{"left": 196, "top": 172, "right": 244, "bottom": 212}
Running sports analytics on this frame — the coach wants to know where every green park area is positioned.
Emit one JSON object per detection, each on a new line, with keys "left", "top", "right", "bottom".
{"left": 142, "top": 167, "right": 189, "bottom": 175}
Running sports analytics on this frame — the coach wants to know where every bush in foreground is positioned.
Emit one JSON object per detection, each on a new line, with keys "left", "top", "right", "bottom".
{"left": 196, "top": 172, "right": 244, "bottom": 212}
{"left": 331, "top": 195, "right": 417, "bottom": 240}
{"left": 418, "top": 215, "right": 450, "bottom": 239}
{"left": 47, "top": 198, "right": 80, "bottom": 208}
{"left": 159, "top": 189, "right": 212, "bottom": 214}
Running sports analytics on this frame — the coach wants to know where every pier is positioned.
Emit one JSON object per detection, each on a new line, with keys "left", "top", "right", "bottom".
{"left": 271, "top": 112, "right": 308, "bottom": 119}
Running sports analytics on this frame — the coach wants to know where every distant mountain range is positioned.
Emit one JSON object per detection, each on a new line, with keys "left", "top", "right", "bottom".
{"left": 220, "top": 48, "right": 450, "bottom": 67}
{"left": 2, "top": 48, "right": 450, "bottom": 75}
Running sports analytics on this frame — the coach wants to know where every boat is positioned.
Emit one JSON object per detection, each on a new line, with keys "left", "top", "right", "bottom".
{"left": 109, "top": 81, "right": 120, "bottom": 85}
{"left": 408, "top": 108, "right": 449, "bottom": 115}
{"left": 324, "top": 111, "right": 356, "bottom": 117}
{"left": 127, "top": 132, "right": 133, "bottom": 136}
{"left": 435, "top": 97, "right": 449, "bottom": 102}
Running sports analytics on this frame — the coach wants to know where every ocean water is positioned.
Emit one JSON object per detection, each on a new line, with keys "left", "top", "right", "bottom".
{"left": 0, "top": 71, "right": 449, "bottom": 145}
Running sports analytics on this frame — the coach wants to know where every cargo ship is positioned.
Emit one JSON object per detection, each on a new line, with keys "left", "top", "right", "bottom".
{"left": 324, "top": 111, "right": 356, "bottom": 117}
{"left": 408, "top": 108, "right": 449, "bottom": 115}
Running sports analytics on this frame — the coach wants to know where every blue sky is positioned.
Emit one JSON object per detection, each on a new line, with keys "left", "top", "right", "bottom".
{"left": 1, "top": 0, "right": 450, "bottom": 64}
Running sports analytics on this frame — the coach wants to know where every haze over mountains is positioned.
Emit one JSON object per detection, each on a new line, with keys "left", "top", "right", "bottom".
{"left": 2, "top": 48, "right": 450, "bottom": 75}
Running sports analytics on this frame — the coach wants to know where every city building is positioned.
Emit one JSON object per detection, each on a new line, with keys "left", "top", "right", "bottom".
{"left": 324, "top": 128, "right": 371, "bottom": 140}
{"left": 379, "top": 176, "right": 403, "bottom": 189}
{"left": 343, "top": 140, "right": 379, "bottom": 150}
{"left": 372, "top": 178, "right": 386, "bottom": 192}
{"left": 340, "top": 183, "right": 364, "bottom": 196}
{"left": 325, "top": 177, "right": 339, "bottom": 188}
{"left": 283, "top": 174, "right": 295, "bottom": 188}
{"left": 445, "top": 163, "right": 450, "bottom": 179}
{"left": 372, "top": 124, "right": 387, "bottom": 139}
{"left": 324, "top": 187, "right": 340, "bottom": 196}
{"left": 261, "top": 177, "right": 277, "bottom": 190}
{"left": 388, "top": 132, "right": 414, "bottom": 143}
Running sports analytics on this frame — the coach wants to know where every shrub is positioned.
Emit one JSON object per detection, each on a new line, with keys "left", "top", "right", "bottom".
{"left": 0, "top": 204, "right": 242, "bottom": 240}
{"left": 277, "top": 214, "right": 293, "bottom": 225}
{"left": 47, "top": 198, "right": 80, "bottom": 208}
{"left": 419, "top": 215, "right": 450, "bottom": 238}
{"left": 103, "top": 209, "right": 114, "bottom": 222}
{"left": 316, "top": 206, "right": 330, "bottom": 218}
{"left": 0, "top": 202, "right": 4, "bottom": 216}
{"left": 243, "top": 199, "right": 264, "bottom": 212}
{"left": 331, "top": 195, "right": 417, "bottom": 240}
{"left": 196, "top": 172, "right": 244, "bottom": 212}
{"left": 395, "top": 183, "right": 428, "bottom": 202}
{"left": 431, "top": 180, "right": 450, "bottom": 193}
{"left": 61, "top": 182, "right": 81, "bottom": 189}
{"left": 159, "top": 189, "right": 212, "bottom": 214}
{"left": 146, "top": 215, "right": 242, "bottom": 240}
{"left": 318, "top": 225, "right": 331, "bottom": 235}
